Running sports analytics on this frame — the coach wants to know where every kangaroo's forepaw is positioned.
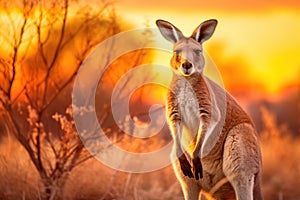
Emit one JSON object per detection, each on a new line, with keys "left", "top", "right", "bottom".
{"left": 178, "top": 154, "right": 194, "bottom": 178}
{"left": 192, "top": 156, "right": 203, "bottom": 180}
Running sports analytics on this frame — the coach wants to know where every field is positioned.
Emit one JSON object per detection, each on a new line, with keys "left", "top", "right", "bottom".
{"left": 0, "top": 1, "right": 299, "bottom": 199}
{"left": 0, "top": 108, "right": 299, "bottom": 200}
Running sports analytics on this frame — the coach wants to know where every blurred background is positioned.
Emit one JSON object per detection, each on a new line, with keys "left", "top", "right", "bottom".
{"left": 0, "top": 0, "right": 299, "bottom": 199}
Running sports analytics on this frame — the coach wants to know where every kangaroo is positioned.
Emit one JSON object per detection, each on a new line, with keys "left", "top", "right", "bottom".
{"left": 156, "top": 19, "right": 263, "bottom": 200}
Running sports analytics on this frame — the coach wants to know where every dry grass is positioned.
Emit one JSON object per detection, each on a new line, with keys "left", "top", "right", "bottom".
{"left": 0, "top": 108, "right": 299, "bottom": 199}
{"left": 0, "top": 135, "right": 183, "bottom": 200}
{"left": 0, "top": 136, "right": 40, "bottom": 200}
{"left": 260, "top": 107, "right": 300, "bottom": 200}
{"left": 62, "top": 145, "right": 183, "bottom": 200}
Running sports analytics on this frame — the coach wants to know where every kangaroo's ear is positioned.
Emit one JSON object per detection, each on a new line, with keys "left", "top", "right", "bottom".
{"left": 156, "top": 19, "right": 184, "bottom": 43}
{"left": 191, "top": 19, "right": 217, "bottom": 43}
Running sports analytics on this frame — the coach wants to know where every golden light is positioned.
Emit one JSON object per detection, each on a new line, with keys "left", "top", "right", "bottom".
{"left": 1, "top": 1, "right": 299, "bottom": 104}
{"left": 115, "top": 4, "right": 300, "bottom": 101}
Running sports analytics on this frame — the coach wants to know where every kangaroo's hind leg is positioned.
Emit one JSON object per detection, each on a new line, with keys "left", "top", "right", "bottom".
{"left": 222, "top": 123, "right": 262, "bottom": 200}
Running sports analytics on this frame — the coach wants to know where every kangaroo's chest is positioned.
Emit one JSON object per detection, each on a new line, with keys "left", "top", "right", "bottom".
{"left": 177, "top": 84, "right": 200, "bottom": 134}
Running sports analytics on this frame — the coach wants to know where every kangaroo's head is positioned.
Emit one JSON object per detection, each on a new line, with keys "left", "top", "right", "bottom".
{"left": 156, "top": 19, "right": 217, "bottom": 76}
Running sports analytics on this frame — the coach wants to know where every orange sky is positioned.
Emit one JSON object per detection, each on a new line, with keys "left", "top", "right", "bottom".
{"left": 0, "top": 0, "right": 299, "bottom": 104}
{"left": 116, "top": 0, "right": 300, "bottom": 11}
{"left": 115, "top": 0, "right": 300, "bottom": 99}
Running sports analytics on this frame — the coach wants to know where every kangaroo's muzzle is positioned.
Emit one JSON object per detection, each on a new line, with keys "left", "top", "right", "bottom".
{"left": 181, "top": 61, "right": 194, "bottom": 75}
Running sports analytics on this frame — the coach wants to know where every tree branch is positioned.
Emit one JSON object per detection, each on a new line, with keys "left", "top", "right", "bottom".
{"left": 43, "top": 0, "right": 69, "bottom": 104}
{"left": 7, "top": 12, "right": 29, "bottom": 100}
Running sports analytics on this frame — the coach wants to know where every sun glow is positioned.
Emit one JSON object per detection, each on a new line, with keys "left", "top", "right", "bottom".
{"left": 1, "top": 1, "right": 299, "bottom": 105}
{"left": 116, "top": 5, "right": 300, "bottom": 100}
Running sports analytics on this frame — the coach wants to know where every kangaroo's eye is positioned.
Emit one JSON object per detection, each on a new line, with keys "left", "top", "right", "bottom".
{"left": 194, "top": 50, "right": 202, "bottom": 55}
{"left": 174, "top": 50, "right": 181, "bottom": 55}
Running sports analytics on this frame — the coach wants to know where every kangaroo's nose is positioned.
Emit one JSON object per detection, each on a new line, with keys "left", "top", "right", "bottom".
{"left": 182, "top": 61, "right": 193, "bottom": 69}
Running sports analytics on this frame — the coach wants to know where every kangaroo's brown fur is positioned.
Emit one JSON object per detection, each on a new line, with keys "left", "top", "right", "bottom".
{"left": 156, "top": 19, "right": 263, "bottom": 200}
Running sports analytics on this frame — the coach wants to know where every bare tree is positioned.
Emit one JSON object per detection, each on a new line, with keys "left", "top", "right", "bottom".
{"left": 0, "top": 0, "right": 120, "bottom": 199}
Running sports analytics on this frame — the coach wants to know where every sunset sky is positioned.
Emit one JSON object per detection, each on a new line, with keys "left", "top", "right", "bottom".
{"left": 0, "top": 0, "right": 299, "bottom": 104}
{"left": 115, "top": 0, "right": 300, "bottom": 100}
